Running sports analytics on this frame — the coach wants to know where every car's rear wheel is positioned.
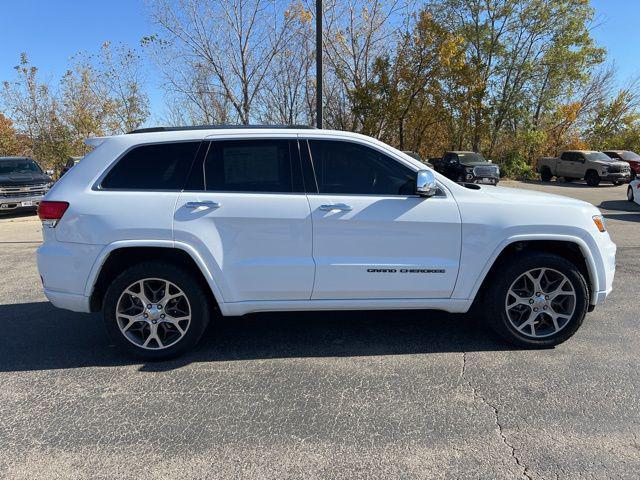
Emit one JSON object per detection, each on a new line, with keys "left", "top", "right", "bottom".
{"left": 585, "top": 170, "right": 601, "bottom": 187}
{"left": 540, "top": 168, "right": 552, "bottom": 182}
{"left": 484, "top": 253, "right": 588, "bottom": 348}
{"left": 103, "top": 261, "right": 210, "bottom": 360}
{"left": 628, "top": 186, "right": 635, "bottom": 202}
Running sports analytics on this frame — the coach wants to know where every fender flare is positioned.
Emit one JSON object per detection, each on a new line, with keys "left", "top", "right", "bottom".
{"left": 84, "top": 240, "right": 228, "bottom": 314}
{"left": 467, "top": 234, "right": 599, "bottom": 303}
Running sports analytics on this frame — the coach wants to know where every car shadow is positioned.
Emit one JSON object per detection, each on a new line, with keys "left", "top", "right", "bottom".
{"left": 599, "top": 200, "right": 640, "bottom": 223}
{"left": 0, "top": 301, "right": 515, "bottom": 373}
{"left": 0, "top": 210, "right": 38, "bottom": 219}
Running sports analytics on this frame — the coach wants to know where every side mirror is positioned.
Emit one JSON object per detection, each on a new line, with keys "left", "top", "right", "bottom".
{"left": 416, "top": 169, "right": 437, "bottom": 197}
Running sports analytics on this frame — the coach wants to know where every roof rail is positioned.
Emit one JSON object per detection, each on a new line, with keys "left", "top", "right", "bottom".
{"left": 128, "top": 125, "right": 317, "bottom": 134}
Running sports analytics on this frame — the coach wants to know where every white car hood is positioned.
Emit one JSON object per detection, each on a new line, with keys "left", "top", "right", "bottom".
{"left": 482, "top": 185, "right": 595, "bottom": 209}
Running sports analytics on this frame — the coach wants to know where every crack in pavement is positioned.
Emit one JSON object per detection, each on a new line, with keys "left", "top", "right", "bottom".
{"left": 461, "top": 352, "right": 534, "bottom": 480}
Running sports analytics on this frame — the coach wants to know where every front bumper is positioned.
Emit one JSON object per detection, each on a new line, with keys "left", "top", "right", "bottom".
{"left": 43, "top": 288, "right": 91, "bottom": 313}
{"left": 601, "top": 172, "right": 631, "bottom": 183}
{"left": 0, "top": 194, "right": 44, "bottom": 211}
{"left": 464, "top": 174, "right": 499, "bottom": 185}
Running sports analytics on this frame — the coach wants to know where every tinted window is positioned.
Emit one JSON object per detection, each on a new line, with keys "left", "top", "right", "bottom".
{"left": 621, "top": 151, "right": 640, "bottom": 161}
{"left": 101, "top": 142, "right": 200, "bottom": 190}
{"left": 204, "top": 139, "right": 299, "bottom": 193}
{"left": 584, "top": 151, "right": 614, "bottom": 162}
{"left": 457, "top": 152, "right": 485, "bottom": 162}
{"left": 308, "top": 140, "right": 415, "bottom": 195}
{"left": 0, "top": 158, "right": 42, "bottom": 175}
{"left": 604, "top": 151, "right": 620, "bottom": 159}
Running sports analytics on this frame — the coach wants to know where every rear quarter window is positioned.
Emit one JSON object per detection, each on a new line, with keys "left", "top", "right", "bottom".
{"left": 101, "top": 141, "right": 201, "bottom": 190}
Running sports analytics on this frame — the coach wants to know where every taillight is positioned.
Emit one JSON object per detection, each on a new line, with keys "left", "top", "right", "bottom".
{"left": 38, "top": 201, "right": 69, "bottom": 228}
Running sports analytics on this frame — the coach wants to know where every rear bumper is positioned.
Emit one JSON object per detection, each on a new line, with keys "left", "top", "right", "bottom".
{"left": 37, "top": 241, "right": 103, "bottom": 313}
{"left": 0, "top": 194, "right": 43, "bottom": 210}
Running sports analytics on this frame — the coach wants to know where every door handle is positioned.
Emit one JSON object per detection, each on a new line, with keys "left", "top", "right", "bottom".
{"left": 319, "top": 203, "right": 353, "bottom": 211}
{"left": 185, "top": 200, "right": 221, "bottom": 209}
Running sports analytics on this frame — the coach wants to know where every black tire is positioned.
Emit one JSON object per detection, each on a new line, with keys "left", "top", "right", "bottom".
{"left": 483, "top": 253, "right": 589, "bottom": 348}
{"left": 540, "top": 168, "right": 552, "bottom": 182}
{"left": 103, "top": 261, "right": 211, "bottom": 360}
{"left": 585, "top": 170, "right": 600, "bottom": 187}
{"left": 629, "top": 187, "right": 635, "bottom": 202}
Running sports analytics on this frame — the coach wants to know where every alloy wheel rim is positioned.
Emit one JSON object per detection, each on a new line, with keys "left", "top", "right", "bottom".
{"left": 116, "top": 278, "right": 191, "bottom": 350}
{"left": 504, "top": 268, "right": 576, "bottom": 339}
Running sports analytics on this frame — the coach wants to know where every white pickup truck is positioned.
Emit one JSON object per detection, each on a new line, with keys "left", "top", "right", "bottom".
{"left": 537, "top": 150, "right": 631, "bottom": 186}
{"left": 36, "top": 127, "right": 616, "bottom": 360}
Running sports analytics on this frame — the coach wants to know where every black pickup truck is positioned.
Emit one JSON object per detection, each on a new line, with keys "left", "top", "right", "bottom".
{"left": 0, "top": 157, "right": 53, "bottom": 213}
{"left": 431, "top": 151, "right": 500, "bottom": 185}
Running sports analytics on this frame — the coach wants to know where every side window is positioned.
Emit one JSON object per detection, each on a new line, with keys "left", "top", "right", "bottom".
{"left": 204, "top": 139, "right": 301, "bottom": 193}
{"left": 308, "top": 140, "right": 416, "bottom": 195}
{"left": 101, "top": 141, "right": 200, "bottom": 190}
{"left": 560, "top": 152, "right": 572, "bottom": 161}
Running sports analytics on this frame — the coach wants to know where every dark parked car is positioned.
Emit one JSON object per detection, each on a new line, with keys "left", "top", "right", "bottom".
{"left": 603, "top": 150, "right": 640, "bottom": 180}
{"left": 59, "top": 156, "right": 82, "bottom": 178}
{"left": 0, "top": 157, "right": 53, "bottom": 212}
{"left": 432, "top": 151, "right": 500, "bottom": 185}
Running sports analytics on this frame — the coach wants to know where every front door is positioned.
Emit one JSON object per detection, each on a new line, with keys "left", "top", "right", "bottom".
{"left": 303, "top": 139, "right": 462, "bottom": 300}
{"left": 174, "top": 137, "right": 314, "bottom": 302}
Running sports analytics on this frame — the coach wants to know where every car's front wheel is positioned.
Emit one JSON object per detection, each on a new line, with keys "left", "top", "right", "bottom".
{"left": 484, "top": 253, "right": 588, "bottom": 348}
{"left": 103, "top": 261, "right": 210, "bottom": 360}
{"left": 585, "top": 170, "right": 601, "bottom": 187}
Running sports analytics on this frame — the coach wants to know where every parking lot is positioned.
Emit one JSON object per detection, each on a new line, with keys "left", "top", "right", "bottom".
{"left": 0, "top": 180, "right": 638, "bottom": 479}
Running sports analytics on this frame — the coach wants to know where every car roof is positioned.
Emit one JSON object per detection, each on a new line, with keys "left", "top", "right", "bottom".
{"left": 0, "top": 156, "right": 32, "bottom": 161}
{"left": 94, "top": 127, "right": 398, "bottom": 147}
{"left": 128, "top": 124, "right": 317, "bottom": 134}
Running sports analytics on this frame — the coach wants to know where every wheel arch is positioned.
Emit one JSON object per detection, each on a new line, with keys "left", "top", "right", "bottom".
{"left": 469, "top": 236, "right": 598, "bottom": 307}
{"left": 86, "top": 241, "right": 225, "bottom": 314}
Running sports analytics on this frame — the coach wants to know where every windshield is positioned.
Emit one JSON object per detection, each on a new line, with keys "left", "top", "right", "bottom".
{"left": 457, "top": 152, "right": 486, "bottom": 162}
{"left": 584, "top": 152, "right": 615, "bottom": 162}
{"left": 0, "top": 159, "right": 43, "bottom": 175}
{"left": 621, "top": 151, "right": 640, "bottom": 161}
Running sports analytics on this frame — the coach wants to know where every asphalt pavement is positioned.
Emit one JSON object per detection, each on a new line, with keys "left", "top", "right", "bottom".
{"left": 0, "top": 180, "right": 638, "bottom": 479}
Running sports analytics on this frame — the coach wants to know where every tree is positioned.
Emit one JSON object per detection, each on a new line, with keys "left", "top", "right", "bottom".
{"left": 1, "top": 48, "right": 149, "bottom": 169}
{"left": 259, "top": 2, "right": 316, "bottom": 125}
{"left": 147, "top": 0, "right": 296, "bottom": 125}
{"left": 429, "top": 0, "right": 604, "bottom": 157}
{"left": 0, "top": 112, "right": 27, "bottom": 156}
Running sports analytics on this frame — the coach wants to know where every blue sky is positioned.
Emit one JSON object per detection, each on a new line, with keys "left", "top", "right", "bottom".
{"left": 0, "top": 0, "right": 638, "bottom": 122}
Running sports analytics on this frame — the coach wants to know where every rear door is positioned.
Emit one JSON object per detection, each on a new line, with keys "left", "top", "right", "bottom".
{"left": 557, "top": 152, "right": 574, "bottom": 177}
{"left": 174, "top": 136, "right": 314, "bottom": 302}
{"left": 303, "top": 138, "right": 462, "bottom": 300}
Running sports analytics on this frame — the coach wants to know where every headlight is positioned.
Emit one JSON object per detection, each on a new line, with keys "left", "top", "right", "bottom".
{"left": 465, "top": 167, "right": 474, "bottom": 173}
{"left": 601, "top": 165, "right": 609, "bottom": 172}
{"left": 592, "top": 215, "right": 607, "bottom": 232}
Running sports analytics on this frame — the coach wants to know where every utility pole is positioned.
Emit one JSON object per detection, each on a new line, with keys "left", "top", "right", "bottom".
{"left": 316, "top": 0, "right": 323, "bottom": 129}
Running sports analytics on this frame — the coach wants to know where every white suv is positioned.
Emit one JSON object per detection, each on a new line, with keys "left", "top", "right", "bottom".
{"left": 37, "top": 126, "right": 616, "bottom": 359}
